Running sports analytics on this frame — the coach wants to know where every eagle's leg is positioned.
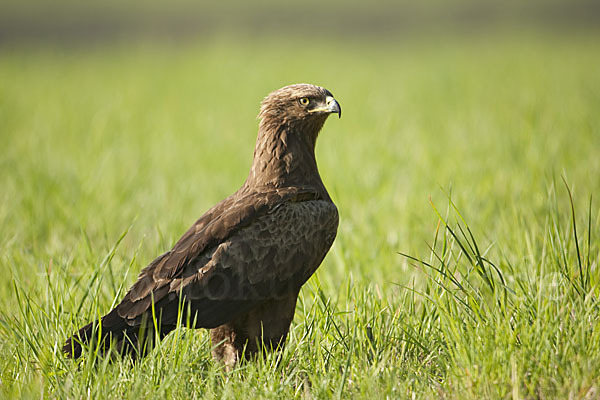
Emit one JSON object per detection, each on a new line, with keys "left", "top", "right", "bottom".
{"left": 210, "top": 290, "right": 299, "bottom": 369}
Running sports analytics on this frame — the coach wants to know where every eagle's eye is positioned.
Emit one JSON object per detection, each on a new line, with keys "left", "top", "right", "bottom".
{"left": 299, "top": 97, "right": 310, "bottom": 106}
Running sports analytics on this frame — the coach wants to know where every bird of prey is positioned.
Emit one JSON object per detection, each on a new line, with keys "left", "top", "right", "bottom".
{"left": 64, "top": 83, "right": 341, "bottom": 367}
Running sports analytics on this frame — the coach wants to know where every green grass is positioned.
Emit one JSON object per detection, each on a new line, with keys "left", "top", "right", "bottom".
{"left": 1, "top": 32, "right": 599, "bottom": 398}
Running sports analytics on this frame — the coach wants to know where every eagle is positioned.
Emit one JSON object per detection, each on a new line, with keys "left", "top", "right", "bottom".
{"left": 63, "top": 83, "right": 341, "bottom": 367}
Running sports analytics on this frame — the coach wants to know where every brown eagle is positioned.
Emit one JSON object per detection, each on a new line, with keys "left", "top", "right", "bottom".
{"left": 64, "top": 83, "right": 341, "bottom": 366}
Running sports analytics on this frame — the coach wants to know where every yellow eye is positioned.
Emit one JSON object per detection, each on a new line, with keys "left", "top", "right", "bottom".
{"left": 299, "top": 97, "right": 310, "bottom": 106}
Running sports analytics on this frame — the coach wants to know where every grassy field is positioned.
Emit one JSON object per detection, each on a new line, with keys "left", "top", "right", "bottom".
{"left": 1, "top": 32, "right": 600, "bottom": 398}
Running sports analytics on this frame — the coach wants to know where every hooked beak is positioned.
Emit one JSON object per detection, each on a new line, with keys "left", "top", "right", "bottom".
{"left": 309, "top": 96, "right": 342, "bottom": 118}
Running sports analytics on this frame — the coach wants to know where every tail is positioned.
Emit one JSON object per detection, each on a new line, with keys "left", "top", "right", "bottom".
{"left": 63, "top": 309, "right": 173, "bottom": 359}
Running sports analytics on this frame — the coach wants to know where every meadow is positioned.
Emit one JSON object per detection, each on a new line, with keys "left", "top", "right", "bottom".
{"left": 1, "top": 31, "right": 599, "bottom": 398}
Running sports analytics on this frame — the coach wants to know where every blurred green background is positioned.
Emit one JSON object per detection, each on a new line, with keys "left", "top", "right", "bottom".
{"left": 1, "top": 0, "right": 599, "bottom": 43}
{"left": 1, "top": 1, "right": 599, "bottom": 398}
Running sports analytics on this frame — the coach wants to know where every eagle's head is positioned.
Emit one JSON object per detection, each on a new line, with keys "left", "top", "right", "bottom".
{"left": 248, "top": 83, "right": 341, "bottom": 188}
{"left": 258, "top": 84, "right": 341, "bottom": 136}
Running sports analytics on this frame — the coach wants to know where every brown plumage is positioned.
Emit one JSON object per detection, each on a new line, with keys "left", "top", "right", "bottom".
{"left": 63, "top": 83, "right": 341, "bottom": 366}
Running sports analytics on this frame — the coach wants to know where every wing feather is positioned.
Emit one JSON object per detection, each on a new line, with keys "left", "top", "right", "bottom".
{"left": 115, "top": 187, "right": 335, "bottom": 327}
{"left": 153, "top": 199, "right": 338, "bottom": 328}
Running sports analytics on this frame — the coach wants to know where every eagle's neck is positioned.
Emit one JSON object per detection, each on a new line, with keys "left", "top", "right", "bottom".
{"left": 245, "top": 119, "right": 328, "bottom": 194}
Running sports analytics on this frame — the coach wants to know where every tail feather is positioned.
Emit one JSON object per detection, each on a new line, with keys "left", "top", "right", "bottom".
{"left": 63, "top": 309, "right": 129, "bottom": 358}
{"left": 63, "top": 320, "right": 95, "bottom": 359}
{"left": 63, "top": 309, "right": 174, "bottom": 359}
